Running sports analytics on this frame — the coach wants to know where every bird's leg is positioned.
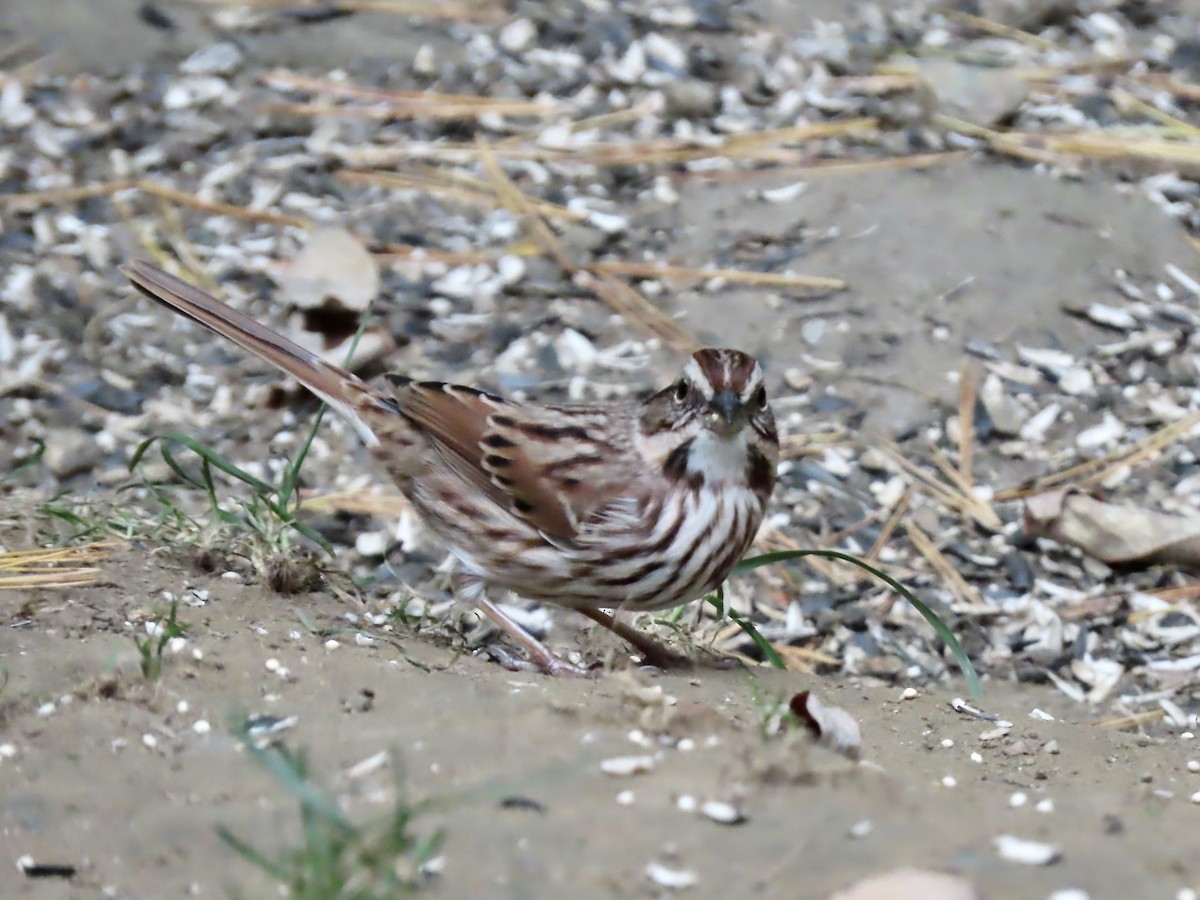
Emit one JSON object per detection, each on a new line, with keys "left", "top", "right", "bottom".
{"left": 574, "top": 607, "right": 694, "bottom": 669}
{"left": 454, "top": 574, "right": 590, "bottom": 678}
{"left": 576, "top": 607, "right": 742, "bottom": 671}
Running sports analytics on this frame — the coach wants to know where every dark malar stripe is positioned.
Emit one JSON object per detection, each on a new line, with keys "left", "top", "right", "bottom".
{"left": 746, "top": 447, "right": 775, "bottom": 499}
{"left": 663, "top": 440, "right": 704, "bottom": 491}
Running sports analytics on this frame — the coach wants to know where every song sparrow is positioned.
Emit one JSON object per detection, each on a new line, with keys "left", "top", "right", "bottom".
{"left": 123, "top": 260, "right": 779, "bottom": 676}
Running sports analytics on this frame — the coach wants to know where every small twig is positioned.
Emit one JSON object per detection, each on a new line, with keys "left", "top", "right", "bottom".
{"left": 957, "top": 359, "right": 977, "bottom": 488}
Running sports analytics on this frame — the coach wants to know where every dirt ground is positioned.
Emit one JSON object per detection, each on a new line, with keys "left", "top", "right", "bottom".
{"left": 5, "top": 534, "right": 1200, "bottom": 900}
{"left": 6, "top": 1, "right": 1200, "bottom": 898}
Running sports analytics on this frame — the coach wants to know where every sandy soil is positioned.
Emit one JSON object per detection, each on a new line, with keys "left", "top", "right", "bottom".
{"left": 5, "top": 1, "right": 1200, "bottom": 898}
{"left": 4, "top": 531, "right": 1200, "bottom": 900}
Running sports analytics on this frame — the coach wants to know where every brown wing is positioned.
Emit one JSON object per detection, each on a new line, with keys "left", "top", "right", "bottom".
{"left": 389, "top": 378, "right": 628, "bottom": 543}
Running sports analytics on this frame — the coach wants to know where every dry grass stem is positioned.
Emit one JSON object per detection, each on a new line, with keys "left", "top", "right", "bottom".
{"left": 371, "top": 243, "right": 508, "bottom": 266}
{"left": 881, "top": 444, "right": 1000, "bottom": 529}
{"left": 181, "top": 0, "right": 500, "bottom": 21}
{"left": 592, "top": 260, "right": 847, "bottom": 292}
{"left": 937, "top": 7, "right": 1058, "bottom": 49}
{"left": 778, "top": 429, "right": 851, "bottom": 460}
{"left": 904, "top": 522, "right": 987, "bottom": 613}
{"left": 1091, "top": 709, "right": 1166, "bottom": 730}
{"left": 587, "top": 271, "right": 700, "bottom": 352}
{"left": 995, "top": 409, "right": 1200, "bottom": 500}
{"left": 0, "top": 541, "right": 117, "bottom": 590}
{"left": 299, "top": 491, "right": 411, "bottom": 518}
{"left": 337, "top": 169, "right": 585, "bottom": 221}
{"left": 957, "top": 360, "right": 977, "bottom": 487}
{"left": 1, "top": 178, "right": 312, "bottom": 229}
{"left": 261, "top": 71, "right": 552, "bottom": 116}
{"left": 866, "top": 488, "right": 913, "bottom": 564}
{"left": 476, "top": 136, "right": 573, "bottom": 272}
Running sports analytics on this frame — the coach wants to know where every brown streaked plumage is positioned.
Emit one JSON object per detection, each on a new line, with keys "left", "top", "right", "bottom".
{"left": 122, "top": 260, "right": 779, "bottom": 676}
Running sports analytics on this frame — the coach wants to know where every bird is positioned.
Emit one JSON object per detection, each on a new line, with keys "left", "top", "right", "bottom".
{"left": 122, "top": 260, "right": 779, "bottom": 676}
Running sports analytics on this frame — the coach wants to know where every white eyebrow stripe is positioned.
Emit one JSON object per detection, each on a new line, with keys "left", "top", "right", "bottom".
{"left": 683, "top": 357, "right": 714, "bottom": 397}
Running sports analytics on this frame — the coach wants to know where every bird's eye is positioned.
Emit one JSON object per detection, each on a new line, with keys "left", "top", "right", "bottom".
{"left": 753, "top": 386, "right": 768, "bottom": 410}
{"left": 674, "top": 381, "right": 690, "bottom": 403}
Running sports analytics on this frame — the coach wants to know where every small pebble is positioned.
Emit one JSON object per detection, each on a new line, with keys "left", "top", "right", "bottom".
{"left": 1010, "top": 792, "right": 1028, "bottom": 808}
{"left": 1036, "top": 799, "right": 1055, "bottom": 814}
{"left": 36, "top": 702, "right": 55, "bottom": 717}
{"left": 942, "top": 776, "right": 958, "bottom": 788}
{"left": 325, "top": 639, "right": 340, "bottom": 650}
{"left": 1190, "top": 791, "right": 1200, "bottom": 804}
{"left": 0, "top": 742, "right": 17, "bottom": 759}
{"left": 616, "top": 790, "right": 635, "bottom": 806}
{"left": 176, "top": 700, "right": 189, "bottom": 714}
{"left": 941, "top": 739, "right": 955, "bottom": 748}
{"left": 193, "top": 719, "right": 211, "bottom": 735}
{"left": 142, "top": 733, "right": 158, "bottom": 749}
{"left": 677, "top": 795, "right": 697, "bottom": 813}
{"left": 849, "top": 819, "right": 873, "bottom": 838}
{"left": 1187, "top": 760, "right": 1200, "bottom": 773}
{"left": 901, "top": 688, "right": 920, "bottom": 701}
{"left": 265, "top": 658, "right": 281, "bottom": 672}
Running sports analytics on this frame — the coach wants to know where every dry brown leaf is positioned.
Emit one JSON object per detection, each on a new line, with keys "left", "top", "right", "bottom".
{"left": 790, "top": 690, "right": 861, "bottom": 760}
{"left": 1025, "top": 488, "right": 1200, "bottom": 571}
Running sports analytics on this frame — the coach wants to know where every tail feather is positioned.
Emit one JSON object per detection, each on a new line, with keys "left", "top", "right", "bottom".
{"left": 122, "top": 260, "right": 384, "bottom": 447}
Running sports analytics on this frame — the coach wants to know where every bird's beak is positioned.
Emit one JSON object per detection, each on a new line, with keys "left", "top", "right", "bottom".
{"left": 709, "top": 389, "right": 741, "bottom": 428}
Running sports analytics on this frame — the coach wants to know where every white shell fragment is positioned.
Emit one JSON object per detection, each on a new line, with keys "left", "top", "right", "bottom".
{"left": 700, "top": 800, "right": 745, "bottom": 825}
{"left": 994, "top": 835, "right": 1062, "bottom": 866}
{"left": 600, "top": 755, "right": 657, "bottom": 776}
{"left": 646, "top": 862, "right": 698, "bottom": 890}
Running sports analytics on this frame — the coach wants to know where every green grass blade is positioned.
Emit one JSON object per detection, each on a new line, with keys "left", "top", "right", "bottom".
{"left": 733, "top": 549, "right": 982, "bottom": 697}
{"left": 216, "top": 826, "right": 292, "bottom": 881}
{"left": 158, "top": 434, "right": 276, "bottom": 493}
{"left": 703, "top": 586, "right": 785, "bottom": 670}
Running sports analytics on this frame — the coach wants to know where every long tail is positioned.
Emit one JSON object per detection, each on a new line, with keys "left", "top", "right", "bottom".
{"left": 122, "top": 260, "right": 387, "bottom": 447}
